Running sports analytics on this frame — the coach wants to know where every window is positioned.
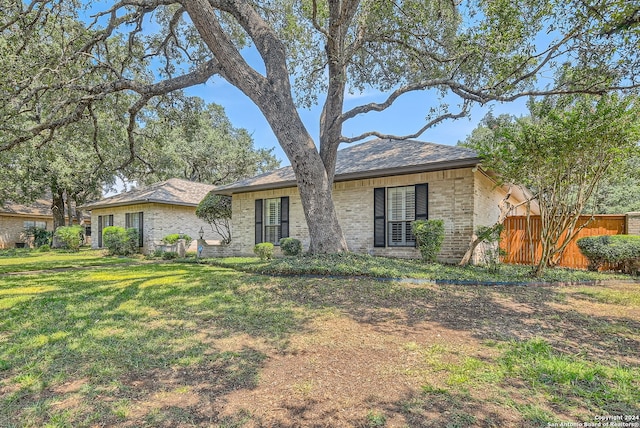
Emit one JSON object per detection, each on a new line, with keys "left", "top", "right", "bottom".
{"left": 255, "top": 197, "right": 289, "bottom": 244}
{"left": 125, "top": 212, "right": 144, "bottom": 247}
{"left": 264, "top": 198, "right": 281, "bottom": 244}
{"left": 374, "top": 183, "right": 428, "bottom": 248}
{"left": 387, "top": 186, "right": 416, "bottom": 246}
{"left": 23, "top": 221, "right": 47, "bottom": 230}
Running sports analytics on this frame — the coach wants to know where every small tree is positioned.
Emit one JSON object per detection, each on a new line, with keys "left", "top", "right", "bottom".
{"left": 464, "top": 94, "right": 640, "bottom": 276}
{"left": 196, "top": 193, "right": 232, "bottom": 244}
{"left": 54, "top": 225, "right": 83, "bottom": 252}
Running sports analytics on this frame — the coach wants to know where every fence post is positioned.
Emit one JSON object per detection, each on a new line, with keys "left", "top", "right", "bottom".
{"left": 626, "top": 212, "right": 640, "bottom": 235}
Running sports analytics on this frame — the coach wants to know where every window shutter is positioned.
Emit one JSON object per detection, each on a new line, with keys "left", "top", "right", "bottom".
{"left": 415, "top": 183, "right": 428, "bottom": 221}
{"left": 255, "top": 199, "right": 263, "bottom": 244}
{"left": 280, "top": 197, "right": 289, "bottom": 239}
{"left": 138, "top": 212, "right": 144, "bottom": 247}
{"left": 98, "top": 215, "right": 103, "bottom": 248}
{"left": 108, "top": 215, "right": 114, "bottom": 226}
{"left": 374, "top": 188, "right": 386, "bottom": 247}
{"left": 125, "top": 213, "right": 130, "bottom": 229}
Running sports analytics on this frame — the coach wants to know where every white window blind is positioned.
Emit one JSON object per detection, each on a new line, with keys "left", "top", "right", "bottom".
{"left": 264, "top": 198, "right": 281, "bottom": 244}
{"left": 387, "top": 186, "right": 416, "bottom": 246}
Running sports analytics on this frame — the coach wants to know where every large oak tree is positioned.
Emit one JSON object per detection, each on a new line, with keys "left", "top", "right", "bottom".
{"left": 2, "top": 0, "right": 640, "bottom": 253}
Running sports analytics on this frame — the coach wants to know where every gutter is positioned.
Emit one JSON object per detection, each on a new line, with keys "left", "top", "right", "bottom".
{"left": 80, "top": 198, "right": 199, "bottom": 211}
{"left": 214, "top": 157, "right": 481, "bottom": 195}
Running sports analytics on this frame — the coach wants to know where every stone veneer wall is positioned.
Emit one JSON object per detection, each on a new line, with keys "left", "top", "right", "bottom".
{"left": 90, "top": 202, "right": 222, "bottom": 254}
{"left": 230, "top": 167, "right": 496, "bottom": 263}
{"left": 0, "top": 215, "right": 51, "bottom": 249}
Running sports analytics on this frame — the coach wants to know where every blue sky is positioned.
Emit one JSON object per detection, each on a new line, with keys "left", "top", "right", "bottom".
{"left": 185, "top": 75, "right": 530, "bottom": 167}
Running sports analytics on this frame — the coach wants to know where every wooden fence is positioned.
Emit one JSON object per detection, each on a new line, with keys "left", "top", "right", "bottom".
{"left": 500, "top": 215, "right": 626, "bottom": 269}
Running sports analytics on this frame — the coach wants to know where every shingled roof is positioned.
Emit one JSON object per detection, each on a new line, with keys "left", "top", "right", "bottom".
{"left": 0, "top": 198, "right": 52, "bottom": 218}
{"left": 82, "top": 178, "right": 217, "bottom": 210}
{"left": 215, "top": 139, "right": 480, "bottom": 194}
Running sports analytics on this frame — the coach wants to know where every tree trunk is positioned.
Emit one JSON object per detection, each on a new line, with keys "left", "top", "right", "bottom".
{"left": 183, "top": 0, "right": 349, "bottom": 253}
{"left": 459, "top": 186, "right": 520, "bottom": 266}
{"left": 260, "top": 95, "right": 349, "bottom": 254}
{"left": 51, "top": 186, "right": 66, "bottom": 248}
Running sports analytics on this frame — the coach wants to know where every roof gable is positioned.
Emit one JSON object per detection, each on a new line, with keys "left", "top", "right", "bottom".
{"left": 82, "top": 178, "right": 217, "bottom": 210}
{"left": 217, "top": 139, "right": 479, "bottom": 193}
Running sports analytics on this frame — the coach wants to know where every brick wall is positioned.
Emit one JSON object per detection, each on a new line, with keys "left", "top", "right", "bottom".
{"left": 0, "top": 215, "right": 51, "bottom": 249}
{"left": 230, "top": 167, "right": 501, "bottom": 263}
{"left": 90, "top": 203, "right": 223, "bottom": 254}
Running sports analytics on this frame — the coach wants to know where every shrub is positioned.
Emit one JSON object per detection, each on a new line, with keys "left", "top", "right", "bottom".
{"left": 162, "top": 233, "right": 193, "bottom": 248}
{"left": 162, "top": 251, "right": 178, "bottom": 260}
{"left": 54, "top": 226, "right": 84, "bottom": 251}
{"left": 577, "top": 234, "right": 640, "bottom": 273}
{"left": 37, "top": 244, "right": 51, "bottom": 252}
{"left": 103, "top": 226, "right": 139, "bottom": 256}
{"left": 22, "top": 226, "right": 53, "bottom": 248}
{"left": 254, "top": 242, "right": 274, "bottom": 260}
{"left": 412, "top": 219, "right": 445, "bottom": 263}
{"left": 279, "top": 237, "right": 302, "bottom": 256}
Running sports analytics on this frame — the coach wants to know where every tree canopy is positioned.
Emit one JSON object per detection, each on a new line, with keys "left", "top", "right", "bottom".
{"left": 2, "top": 0, "right": 640, "bottom": 253}
{"left": 133, "top": 97, "right": 279, "bottom": 186}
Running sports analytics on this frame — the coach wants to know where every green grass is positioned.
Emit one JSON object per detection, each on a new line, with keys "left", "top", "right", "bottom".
{"left": 500, "top": 338, "right": 640, "bottom": 416}
{"left": 207, "top": 253, "right": 631, "bottom": 283}
{"left": 0, "top": 248, "right": 138, "bottom": 274}
{"left": 1, "top": 251, "right": 639, "bottom": 426}
{"left": 575, "top": 287, "right": 640, "bottom": 306}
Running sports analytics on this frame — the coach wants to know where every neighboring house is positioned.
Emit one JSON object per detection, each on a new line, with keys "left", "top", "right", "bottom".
{"left": 0, "top": 199, "right": 91, "bottom": 249}
{"left": 214, "top": 139, "right": 530, "bottom": 263}
{"left": 82, "top": 178, "right": 219, "bottom": 253}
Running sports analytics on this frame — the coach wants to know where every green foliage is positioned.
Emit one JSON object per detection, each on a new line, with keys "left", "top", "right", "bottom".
{"left": 54, "top": 226, "right": 83, "bottom": 252}
{"left": 253, "top": 243, "right": 274, "bottom": 260}
{"left": 592, "top": 158, "right": 640, "bottom": 214}
{"left": 36, "top": 244, "right": 51, "bottom": 252}
{"left": 463, "top": 94, "right": 640, "bottom": 276}
{"left": 279, "top": 237, "right": 302, "bottom": 256}
{"left": 412, "top": 220, "right": 445, "bottom": 263}
{"left": 162, "top": 233, "right": 193, "bottom": 248}
{"left": 210, "top": 253, "right": 629, "bottom": 283}
{"left": 161, "top": 251, "right": 178, "bottom": 260}
{"left": 102, "top": 226, "right": 139, "bottom": 256}
{"left": 136, "top": 98, "right": 279, "bottom": 186}
{"left": 196, "top": 193, "right": 232, "bottom": 244}
{"left": 22, "top": 226, "right": 52, "bottom": 248}
{"left": 577, "top": 235, "right": 640, "bottom": 273}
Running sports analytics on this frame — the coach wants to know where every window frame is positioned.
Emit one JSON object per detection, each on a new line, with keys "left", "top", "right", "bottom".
{"left": 386, "top": 185, "right": 416, "bottom": 247}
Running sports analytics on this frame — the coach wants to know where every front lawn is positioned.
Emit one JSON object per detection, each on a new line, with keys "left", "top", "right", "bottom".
{"left": 0, "top": 248, "right": 139, "bottom": 274}
{"left": 1, "top": 253, "right": 638, "bottom": 427}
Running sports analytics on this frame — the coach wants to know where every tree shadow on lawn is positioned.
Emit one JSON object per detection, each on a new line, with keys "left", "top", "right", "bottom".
{"left": 269, "top": 276, "right": 640, "bottom": 422}
{"left": 272, "top": 277, "right": 640, "bottom": 364}
{"left": 2, "top": 265, "right": 638, "bottom": 426}
{"left": 0, "top": 264, "right": 309, "bottom": 427}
